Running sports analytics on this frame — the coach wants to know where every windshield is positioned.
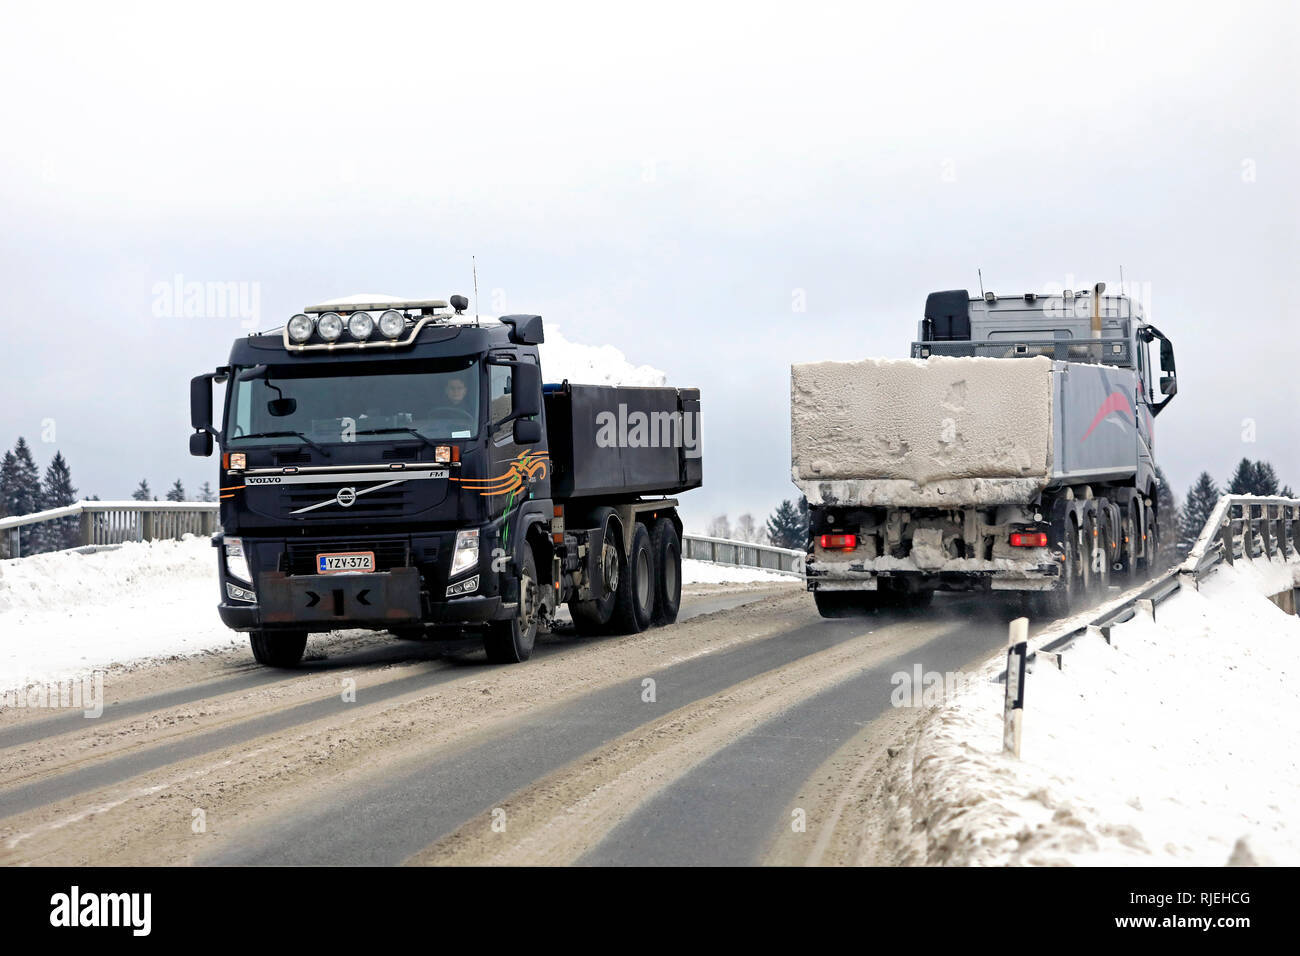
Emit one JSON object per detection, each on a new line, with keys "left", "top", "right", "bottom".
{"left": 225, "top": 358, "right": 481, "bottom": 447}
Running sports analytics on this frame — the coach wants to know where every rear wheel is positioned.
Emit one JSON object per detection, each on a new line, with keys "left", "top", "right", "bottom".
{"left": 483, "top": 544, "right": 539, "bottom": 663}
{"left": 1040, "top": 519, "right": 1079, "bottom": 619}
{"left": 249, "top": 629, "right": 308, "bottom": 667}
{"left": 1086, "top": 510, "right": 1110, "bottom": 596}
{"left": 609, "top": 523, "right": 655, "bottom": 634}
{"left": 1123, "top": 502, "right": 1142, "bottom": 584}
{"left": 569, "top": 525, "right": 619, "bottom": 635}
{"left": 650, "top": 518, "right": 682, "bottom": 627}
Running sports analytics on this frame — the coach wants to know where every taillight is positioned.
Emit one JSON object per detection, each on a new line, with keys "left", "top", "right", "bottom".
{"left": 1010, "top": 531, "right": 1048, "bottom": 548}
{"left": 819, "top": 533, "right": 857, "bottom": 550}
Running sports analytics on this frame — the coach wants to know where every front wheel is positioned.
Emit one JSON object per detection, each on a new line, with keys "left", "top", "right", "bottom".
{"left": 249, "top": 630, "right": 308, "bottom": 667}
{"left": 483, "top": 545, "right": 540, "bottom": 663}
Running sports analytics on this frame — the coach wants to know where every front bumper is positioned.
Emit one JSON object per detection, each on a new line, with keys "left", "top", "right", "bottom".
{"left": 807, "top": 554, "right": 1061, "bottom": 592}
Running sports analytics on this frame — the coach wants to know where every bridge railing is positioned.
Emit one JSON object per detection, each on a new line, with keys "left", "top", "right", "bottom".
{"left": 0, "top": 501, "right": 219, "bottom": 558}
{"left": 1, "top": 501, "right": 805, "bottom": 576}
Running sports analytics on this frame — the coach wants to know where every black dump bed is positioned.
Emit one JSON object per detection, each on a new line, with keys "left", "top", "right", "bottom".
{"left": 543, "top": 383, "right": 702, "bottom": 500}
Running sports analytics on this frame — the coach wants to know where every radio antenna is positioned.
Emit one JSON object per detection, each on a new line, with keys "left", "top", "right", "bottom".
{"left": 977, "top": 268, "right": 985, "bottom": 299}
{"left": 472, "top": 256, "right": 480, "bottom": 327}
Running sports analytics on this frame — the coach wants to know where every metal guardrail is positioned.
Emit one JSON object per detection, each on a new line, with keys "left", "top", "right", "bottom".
{"left": 0, "top": 501, "right": 218, "bottom": 558}
{"left": 1027, "top": 494, "right": 1300, "bottom": 666}
{"left": 1, "top": 500, "right": 804, "bottom": 576}
{"left": 680, "top": 534, "right": 805, "bottom": 577}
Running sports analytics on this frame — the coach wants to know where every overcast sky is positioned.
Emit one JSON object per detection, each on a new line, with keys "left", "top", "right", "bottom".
{"left": 2, "top": 1, "right": 1297, "bottom": 530}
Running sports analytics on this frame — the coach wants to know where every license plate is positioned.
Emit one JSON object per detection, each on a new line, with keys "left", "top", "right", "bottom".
{"left": 317, "top": 551, "right": 375, "bottom": 574}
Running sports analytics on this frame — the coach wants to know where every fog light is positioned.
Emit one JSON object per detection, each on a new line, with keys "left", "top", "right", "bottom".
{"left": 226, "top": 581, "right": 256, "bottom": 603}
{"left": 446, "top": 575, "right": 479, "bottom": 597}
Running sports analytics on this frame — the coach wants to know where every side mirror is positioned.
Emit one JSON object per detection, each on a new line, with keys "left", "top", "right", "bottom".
{"left": 191, "top": 374, "right": 214, "bottom": 431}
{"left": 190, "top": 431, "right": 214, "bottom": 457}
{"left": 511, "top": 362, "right": 542, "bottom": 418}
{"left": 1159, "top": 338, "right": 1174, "bottom": 368}
{"left": 513, "top": 419, "right": 543, "bottom": 445}
{"left": 1160, "top": 375, "right": 1177, "bottom": 396}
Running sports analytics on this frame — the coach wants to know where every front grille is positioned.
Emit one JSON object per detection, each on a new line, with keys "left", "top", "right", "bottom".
{"left": 382, "top": 447, "right": 419, "bottom": 461}
{"left": 275, "top": 450, "right": 312, "bottom": 465}
{"left": 281, "top": 482, "right": 410, "bottom": 518}
{"left": 282, "top": 540, "right": 411, "bottom": 575}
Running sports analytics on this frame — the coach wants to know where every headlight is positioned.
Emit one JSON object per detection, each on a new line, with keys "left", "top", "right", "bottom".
{"left": 317, "top": 312, "right": 344, "bottom": 342}
{"left": 348, "top": 311, "right": 375, "bottom": 340}
{"left": 378, "top": 310, "right": 405, "bottom": 339}
{"left": 450, "top": 529, "right": 479, "bottom": 577}
{"left": 435, "top": 445, "right": 451, "bottom": 463}
{"left": 224, "top": 537, "right": 253, "bottom": 585}
{"left": 287, "top": 313, "right": 314, "bottom": 343}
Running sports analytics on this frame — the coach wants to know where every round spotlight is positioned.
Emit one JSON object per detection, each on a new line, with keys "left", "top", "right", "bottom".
{"left": 316, "top": 312, "right": 344, "bottom": 342}
{"left": 348, "top": 311, "right": 375, "bottom": 340}
{"left": 378, "top": 309, "right": 405, "bottom": 340}
{"left": 287, "top": 313, "right": 314, "bottom": 343}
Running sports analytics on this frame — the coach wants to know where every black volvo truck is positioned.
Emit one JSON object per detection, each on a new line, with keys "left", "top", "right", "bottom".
{"left": 190, "top": 296, "right": 702, "bottom": 666}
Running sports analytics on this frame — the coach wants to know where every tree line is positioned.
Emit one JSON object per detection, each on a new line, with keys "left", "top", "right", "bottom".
{"left": 0, "top": 436, "right": 214, "bottom": 556}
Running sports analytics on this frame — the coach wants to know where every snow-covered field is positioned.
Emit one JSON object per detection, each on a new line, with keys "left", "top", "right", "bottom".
{"left": 885, "top": 556, "right": 1300, "bottom": 866}
{"left": 0, "top": 539, "right": 788, "bottom": 695}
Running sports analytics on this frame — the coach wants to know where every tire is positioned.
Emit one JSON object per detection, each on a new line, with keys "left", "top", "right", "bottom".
{"left": 570, "top": 521, "right": 619, "bottom": 635}
{"left": 1086, "top": 510, "right": 1110, "bottom": 596}
{"left": 650, "top": 518, "right": 682, "bottom": 627}
{"left": 249, "top": 630, "right": 308, "bottom": 667}
{"left": 1040, "top": 519, "right": 1079, "bottom": 619}
{"left": 1123, "top": 502, "right": 1142, "bottom": 585}
{"left": 483, "top": 544, "right": 540, "bottom": 663}
{"left": 609, "top": 523, "right": 655, "bottom": 634}
{"left": 814, "top": 591, "right": 872, "bottom": 618}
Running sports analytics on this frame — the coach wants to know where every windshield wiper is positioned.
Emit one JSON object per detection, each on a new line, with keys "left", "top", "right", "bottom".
{"left": 232, "top": 431, "right": 332, "bottom": 457}
{"left": 354, "top": 427, "right": 440, "bottom": 452}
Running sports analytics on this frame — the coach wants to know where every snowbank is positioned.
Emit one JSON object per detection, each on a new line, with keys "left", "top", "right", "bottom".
{"left": 0, "top": 538, "right": 238, "bottom": 694}
{"left": 790, "top": 355, "right": 1052, "bottom": 499}
{"left": 884, "top": 557, "right": 1300, "bottom": 866}
{"left": 0, "top": 541, "right": 781, "bottom": 695}
{"left": 681, "top": 559, "right": 795, "bottom": 585}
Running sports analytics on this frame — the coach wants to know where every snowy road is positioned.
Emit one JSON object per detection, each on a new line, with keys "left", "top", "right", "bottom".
{"left": 0, "top": 584, "right": 1036, "bottom": 866}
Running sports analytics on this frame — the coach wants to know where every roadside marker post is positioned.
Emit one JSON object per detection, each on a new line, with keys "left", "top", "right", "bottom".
{"left": 1003, "top": 617, "right": 1028, "bottom": 757}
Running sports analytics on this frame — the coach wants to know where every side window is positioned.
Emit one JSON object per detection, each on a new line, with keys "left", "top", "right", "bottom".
{"left": 489, "top": 363, "right": 513, "bottom": 443}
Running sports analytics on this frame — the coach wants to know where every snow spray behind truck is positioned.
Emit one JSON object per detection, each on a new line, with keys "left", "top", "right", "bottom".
{"left": 791, "top": 283, "right": 1177, "bottom": 618}
{"left": 190, "top": 296, "right": 701, "bottom": 666}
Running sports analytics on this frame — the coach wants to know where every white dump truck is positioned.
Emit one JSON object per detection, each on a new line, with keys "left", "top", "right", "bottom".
{"left": 791, "top": 284, "right": 1178, "bottom": 618}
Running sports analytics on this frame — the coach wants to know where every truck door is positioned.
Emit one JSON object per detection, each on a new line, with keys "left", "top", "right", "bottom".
{"left": 1134, "top": 330, "right": 1156, "bottom": 488}
{"left": 486, "top": 352, "right": 547, "bottom": 518}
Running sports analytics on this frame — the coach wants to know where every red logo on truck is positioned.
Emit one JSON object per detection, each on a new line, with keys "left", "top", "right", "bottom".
{"left": 1081, "top": 392, "right": 1132, "bottom": 441}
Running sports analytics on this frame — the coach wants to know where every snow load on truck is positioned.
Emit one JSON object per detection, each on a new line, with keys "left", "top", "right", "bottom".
{"left": 790, "top": 355, "right": 1055, "bottom": 507}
